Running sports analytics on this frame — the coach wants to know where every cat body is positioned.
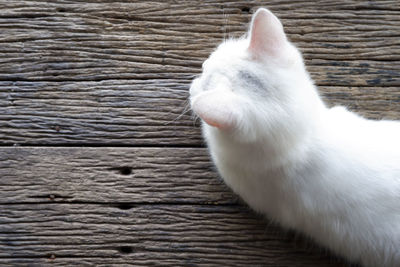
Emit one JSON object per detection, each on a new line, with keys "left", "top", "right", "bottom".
{"left": 189, "top": 8, "right": 400, "bottom": 267}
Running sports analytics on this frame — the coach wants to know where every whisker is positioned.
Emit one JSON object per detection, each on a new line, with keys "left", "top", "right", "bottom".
{"left": 165, "top": 99, "right": 192, "bottom": 125}
{"left": 222, "top": 5, "right": 227, "bottom": 42}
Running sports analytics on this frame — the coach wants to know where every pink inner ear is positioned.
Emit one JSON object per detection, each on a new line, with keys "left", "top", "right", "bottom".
{"left": 191, "top": 91, "right": 237, "bottom": 130}
{"left": 248, "top": 8, "right": 287, "bottom": 57}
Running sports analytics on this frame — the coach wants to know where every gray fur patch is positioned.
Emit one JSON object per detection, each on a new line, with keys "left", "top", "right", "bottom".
{"left": 238, "top": 70, "right": 265, "bottom": 93}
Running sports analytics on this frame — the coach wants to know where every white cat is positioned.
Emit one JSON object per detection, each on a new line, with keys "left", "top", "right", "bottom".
{"left": 189, "top": 8, "right": 400, "bottom": 267}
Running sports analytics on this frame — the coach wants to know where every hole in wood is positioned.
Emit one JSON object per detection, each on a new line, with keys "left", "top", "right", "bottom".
{"left": 108, "top": 167, "right": 133, "bottom": 175}
{"left": 117, "top": 203, "right": 134, "bottom": 210}
{"left": 56, "top": 7, "right": 66, "bottom": 12}
{"left": 117, "top": 246, "right": 133, "bottom": 254}
{"left": 241, "top": 7, "right": 250, "bottom": 13}
{"left": 119, "top": 166, "right": 132, "bottom": 175}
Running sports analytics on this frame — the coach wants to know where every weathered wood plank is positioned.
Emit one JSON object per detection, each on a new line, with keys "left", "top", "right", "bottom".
{"left": 0, "top": 79, "right": 202, "bottom": 145}
{"left": 0, "top": 146, "right": 359, "bottom": 266}
{"left": 0, "top": 203, "right": 351, "bottom": 267}
{"left": 1, "top": 82, "right": 399, "bottom": 145}
{"left": 1, "top": 1, "right": 397, "bottom": 266}
{"left": 0, "top": 147, "right": 236, "bottom": 204}
{"left": 0, "top": 0, "right": 399, "bottom": 145}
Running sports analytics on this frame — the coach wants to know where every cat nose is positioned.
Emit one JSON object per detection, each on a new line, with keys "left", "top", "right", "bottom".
{"left": 190, "top": 78, "right": 201, "bottom": 95}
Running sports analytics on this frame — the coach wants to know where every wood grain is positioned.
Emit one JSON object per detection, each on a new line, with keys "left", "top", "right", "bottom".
{"left": 0, "top": 147, "right": 235, "bottom": 204}
{"left": 0, "top": 145, "right": 357, "bottom": 266}
{"left": 1, "top": 1, "right": 399, "bottom": 266}
{"left": 0, "top": 0, "right": 399, "bottom": 145}
{"left": 2, "top": 80, "right": 398, "bottom": 145}
{"left": 0, "top": 203, "right": 351, "bottom": 267}
{"left": 0, "top": 146, "right": 360, "bottom": 266}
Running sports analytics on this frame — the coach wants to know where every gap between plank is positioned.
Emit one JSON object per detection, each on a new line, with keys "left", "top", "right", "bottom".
{"left": 0, "top": 143, "right": 206, "bottom": 148}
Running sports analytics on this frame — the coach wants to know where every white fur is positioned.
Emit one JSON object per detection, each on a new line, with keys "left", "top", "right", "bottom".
{"left": 189, "top": 8, "right": 400, "bottom": 267}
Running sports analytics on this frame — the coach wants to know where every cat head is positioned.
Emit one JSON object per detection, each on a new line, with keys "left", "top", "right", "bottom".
{"left": 190, "top": 8, "right": 322, "bottom": 143}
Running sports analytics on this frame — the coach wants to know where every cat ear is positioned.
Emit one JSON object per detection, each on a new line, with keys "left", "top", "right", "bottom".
{"left": 191, "top": 91, "right": 238, "bottom": 130}
{"left": 248, "top": 8, "right": 287, "bottom": 57}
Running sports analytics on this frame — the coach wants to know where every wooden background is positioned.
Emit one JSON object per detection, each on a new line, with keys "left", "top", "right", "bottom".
{"left": 1, "top": 0, "right": 399, "bottom": 266}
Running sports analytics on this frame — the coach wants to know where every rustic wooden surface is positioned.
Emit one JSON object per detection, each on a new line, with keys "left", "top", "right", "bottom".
{"left": 1, "top": 0, "right": 399, "bottom": 266}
